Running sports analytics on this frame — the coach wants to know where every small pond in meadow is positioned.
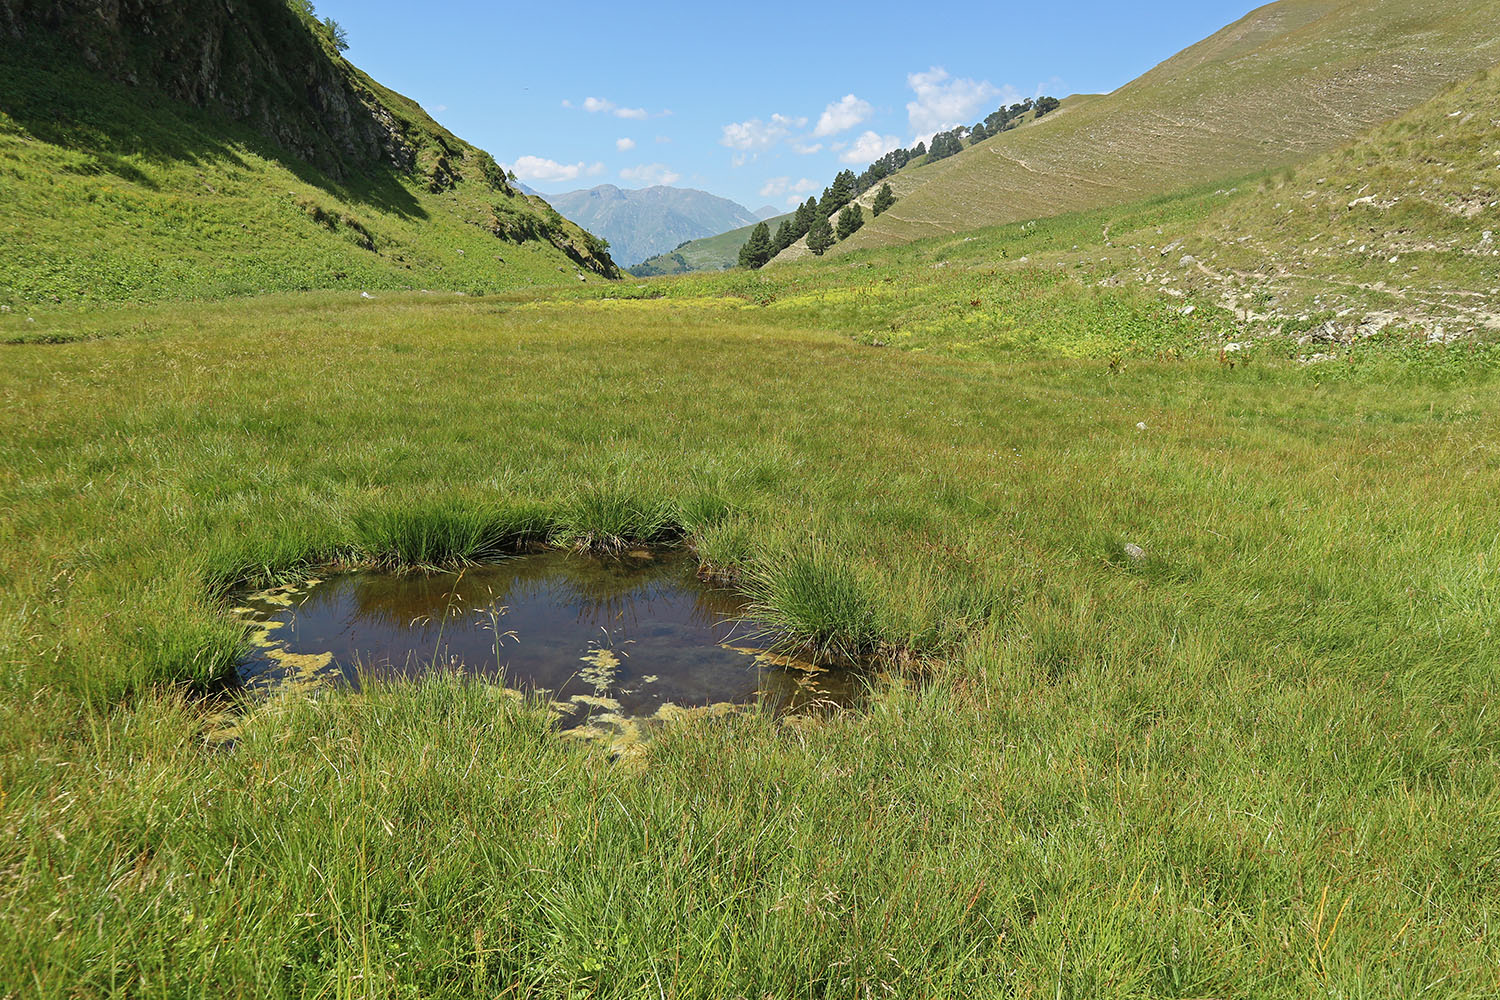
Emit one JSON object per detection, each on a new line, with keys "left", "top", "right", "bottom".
{"left": 231, "top": 549, "right": 860, "bottom": 742}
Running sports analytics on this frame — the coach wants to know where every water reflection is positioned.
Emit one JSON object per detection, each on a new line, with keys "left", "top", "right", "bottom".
{"left": 232, "top": 550, "right": 859, "bottom": 734}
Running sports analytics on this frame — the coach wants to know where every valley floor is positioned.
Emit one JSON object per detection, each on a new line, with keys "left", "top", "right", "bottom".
{"left": 2, "top": 276, "right": 1498, "bottom": 998}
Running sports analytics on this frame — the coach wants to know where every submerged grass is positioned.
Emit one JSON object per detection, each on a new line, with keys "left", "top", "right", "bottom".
{"left": 2, "top": 267, "right": 1499, "bottom": 995}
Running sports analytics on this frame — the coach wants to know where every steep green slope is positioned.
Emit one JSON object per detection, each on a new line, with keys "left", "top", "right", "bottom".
{"left": 546, "top": 185, "right": 764, "bottom": 268}
{"left": 831, "top": 0, "right": 1500, "bottom": 256}
{"left": 0, "top": 0, "right": 618, "bottom": 305}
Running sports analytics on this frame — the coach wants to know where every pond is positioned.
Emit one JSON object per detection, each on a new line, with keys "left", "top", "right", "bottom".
{"left": 230, "top": 549, "right": 860, "bottom": 744}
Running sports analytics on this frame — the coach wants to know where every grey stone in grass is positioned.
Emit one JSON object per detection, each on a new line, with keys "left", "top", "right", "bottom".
{"left": 1124, "top": 543, "right": 1147, "bottom": 562}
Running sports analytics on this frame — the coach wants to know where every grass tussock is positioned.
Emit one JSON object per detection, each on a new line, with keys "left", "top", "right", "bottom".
{"left": 745, "top": 542, "right": 883, "bottom": 660}
{"left": 553, "top": 482, "right": 682, "bottom": 553}
{"left": 351, "top": 499, "right": 552, "bottom": 570}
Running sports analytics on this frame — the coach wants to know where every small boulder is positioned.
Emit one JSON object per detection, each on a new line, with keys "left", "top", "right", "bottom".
{"left": 1123, "top": 543, "right": 1147, "bottom": 562}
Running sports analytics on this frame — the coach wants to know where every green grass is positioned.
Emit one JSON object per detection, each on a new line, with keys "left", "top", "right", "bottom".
{"left": 644, "top": 97, "right": 1070, "bottom": 275}
{"left": 3, "top": 281, "right": 1500, "bottom": 995}
{"left": 5, "top": 28, "right": 1500, "bottom": 992}
{"left": 0, "top": 48, "right": 613, "bottom": 306}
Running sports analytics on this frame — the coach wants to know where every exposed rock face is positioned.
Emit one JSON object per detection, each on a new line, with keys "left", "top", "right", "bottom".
{"left": 1, "top": 0, "right": 412, "bottom": 178}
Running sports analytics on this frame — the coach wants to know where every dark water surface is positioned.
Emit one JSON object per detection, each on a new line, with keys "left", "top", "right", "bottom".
{"left": 232, "top": 550, "right": 858, "bottom": 733}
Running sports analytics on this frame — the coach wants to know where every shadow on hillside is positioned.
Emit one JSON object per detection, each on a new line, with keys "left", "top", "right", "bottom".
{"left": 0, "top": 50, "right": 427, "bottom": 221}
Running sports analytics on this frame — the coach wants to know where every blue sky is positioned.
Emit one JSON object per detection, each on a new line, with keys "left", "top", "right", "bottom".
{"left": 317, "top": 0, "right": 1258, "bottom": 210}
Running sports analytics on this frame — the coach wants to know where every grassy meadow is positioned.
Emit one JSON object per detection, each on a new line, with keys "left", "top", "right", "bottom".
{"left": 3, "top": 257, "right": 1500, "bottom": 997}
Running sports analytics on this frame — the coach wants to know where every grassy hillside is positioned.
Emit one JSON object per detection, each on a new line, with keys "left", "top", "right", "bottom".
{"left": 547, "top": 185, "right": 764, "bottom": 268}
{"left": 834, "top": 0, "right": 1500, "bottom": 255}
{"left": 1162, "top": 64, "right": 1500, "bottom": 337}
{"left": 0, "top": 7, "right": 618, "bottom": 305}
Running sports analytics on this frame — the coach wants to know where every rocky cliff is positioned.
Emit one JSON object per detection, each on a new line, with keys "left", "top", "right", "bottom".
{"left": 0, "top": 0, "right": 426, "bottom": 178}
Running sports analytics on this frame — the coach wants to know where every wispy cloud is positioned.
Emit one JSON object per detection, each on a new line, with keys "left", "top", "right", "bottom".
{"left": 719, "top": 113, "right": 808, "bottom": 155}
{"left": 507, "top": 156, "right": 605, "bottom": 184}
{"left": 571, "top": 96, "right": 652, "bottom": 120}
{"left": 814, "top": 94, "right": 873, "bottom": 137}
{"left": 619, "top": 163, "right": 682, "bottom": 186}
{"left": 758, "top": 176, "right": 819, "bottom": 199}
{"left": 616, "top": 137, "right": 637, "bottom": 152}
{"left": 840, "top": 131, "right": 904, "bottom": 165}
{"left": 906, "top": 67, "right": 1002, "bottom": 136}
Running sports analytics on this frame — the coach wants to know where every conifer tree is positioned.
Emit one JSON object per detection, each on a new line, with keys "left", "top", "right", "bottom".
{"left": 793, "top": 197, "right": 817, "bottom": 239}
{"left": 872, "top": 182, "right": 896, "bottom": 217}
{"left": 836, "top": 203, "right": 864, "bottom": 240}
{"left": 773, "top": 219, "right": 795, "bottom": 252}
{"left": 806, "top": 213, "right": 835, "bottom": 256}
{"left": 819, "top": 169, "right": 857, "bottom": 217}
{"left": 738, "top": 222, "right": 774, "bottom": 269}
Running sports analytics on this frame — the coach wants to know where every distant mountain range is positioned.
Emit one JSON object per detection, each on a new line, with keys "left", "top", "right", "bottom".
{"left": 539, "top": 185, "right": 768, "bottom": 268}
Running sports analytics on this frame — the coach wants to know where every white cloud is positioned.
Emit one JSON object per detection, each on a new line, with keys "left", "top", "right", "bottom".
{"left": 506, "top": 156, "right": 606, "bottom": 185}
{"left": 620, "top": 163, "right": 682, "bottom": 186}
{"left": 616, "top": 137, "right": 637, "bottom": 152}
{"left": 759, "top": 177, "right": 790, "bottom": 198}
{"left": 791, "top": 141, "right": 824, "bottom": 155}
{"left": 906, "top": 67, "right": 1002, "bottom": 135}
{"left": 580, "top": 96, "right": 650, "bottom": 119}
{"left": 719, "top": 113, "right": 807, "bottom": 153}
{"left": 432, "top": 104, "right": 449, "bottom": 113}
{"left": 840, "top": 131, "right": 904, "bottom": 165}
{"left": 758, "top": 176, "right": 819, "bottom": 199}
{"left": 814, "top": 94, "right": 873, "bottom": 137}
{"left": 654, "top": 135, "right": 673, "bottom": 144}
